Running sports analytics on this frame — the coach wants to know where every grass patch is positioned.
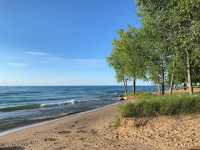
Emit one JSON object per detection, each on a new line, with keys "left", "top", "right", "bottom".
{"left": 119, "top": 94, "right": 200, "bottom": 117}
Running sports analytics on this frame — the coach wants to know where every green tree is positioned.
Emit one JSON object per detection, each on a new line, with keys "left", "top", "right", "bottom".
{"left": 122, "top": 27, "right": 147, "bottom": 93}
{"left": 107, "top": 39, "right": 129, "bottom": 95}
{"left": 137, "top": 0, "right": 200, "bottom": 94}
{"left": 137, "top": 0, "right": 172, "bottom": 95}
{"left": 107, "top": 27, "right": 147, "bottom": 94}
{"left": 168, "top": 0, "right": 200, "bottom": 93}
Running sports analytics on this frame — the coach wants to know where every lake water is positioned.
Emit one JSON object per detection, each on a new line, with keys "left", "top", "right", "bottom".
{"left": 0, "top": 86, "right": 156, "bottom": 132}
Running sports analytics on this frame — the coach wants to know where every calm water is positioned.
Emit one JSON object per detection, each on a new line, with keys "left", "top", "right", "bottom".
{"left": 0, "top": 86, "right": 156, "bottom": 132}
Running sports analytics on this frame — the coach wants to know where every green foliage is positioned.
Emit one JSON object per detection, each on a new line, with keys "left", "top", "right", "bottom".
{"left": 107, "top": 27, "right": 148, "bottom": 81}
{"left": 119, "top": 94, "right": 200, "bottom": 117}
{"left": 108, "top": 0, "right": 200, "bottom": 93}
{"left": 107, "top": 27, "right": 148, "bottom": 93}
{"left": 167, "top": 57, "right": 187, "bottom": 84}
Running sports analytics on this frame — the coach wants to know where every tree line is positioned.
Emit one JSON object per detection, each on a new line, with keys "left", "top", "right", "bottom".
{"left": 107, "top": 0, "right": 200, "bottom": 95}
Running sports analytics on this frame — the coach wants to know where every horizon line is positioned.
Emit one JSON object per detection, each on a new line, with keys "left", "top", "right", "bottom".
{"left": 0, "top": 85, "right": 154, "bottom": 87}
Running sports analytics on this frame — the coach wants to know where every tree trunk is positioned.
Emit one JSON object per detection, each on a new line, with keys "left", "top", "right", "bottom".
{"left": 157, "top": 84, "right": 160, "bottom": 94}
{"left": 125, "top": 79, "right": 128, "bottom": 95}
{"left": 170, "top": 61, "right": 176, "bottom": 94}
{"left": 123, "top": 76, "right": 128, "bottom": 95}
{"left": 157, "top": 73, "right": 161, "bottom": 94}
{"left": 161, "top": 60, "right": 165, "bottom": 95}
{"left": 186, "top": 51, "right": 193, "bottom": 94}
{"left": 133, "top": 78, "right": 136, "bottom": 94}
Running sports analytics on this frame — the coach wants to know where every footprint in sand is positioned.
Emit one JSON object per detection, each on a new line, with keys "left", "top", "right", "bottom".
{"left": 44, "top": 137, "right": 57, "bottom": 142}
{"left": 70, "top": 124, "right": 76, "bottom": 128}
{"left": 78, "top": 137, "right": 87, "bottom": 141}
{"left": 0, "top": 146, "right": 24, "bottom": 150}
{"left": 58, "top": 130, "right": 71, "bottom": 134}
{"left": 90, "top": 129, "right": 97, "bottom": 135}
{"left": 76, "top": 130, "right": 87, "bottom": 133}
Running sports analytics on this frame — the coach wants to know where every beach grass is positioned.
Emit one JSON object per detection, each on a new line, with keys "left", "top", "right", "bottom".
{"left": 119, "top": 94, "right": 200, "bottom": 117}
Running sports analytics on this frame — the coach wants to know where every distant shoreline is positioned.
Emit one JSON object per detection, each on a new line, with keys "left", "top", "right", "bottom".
{"left": 0, "top": 85, "right": 155, "bottom": 87}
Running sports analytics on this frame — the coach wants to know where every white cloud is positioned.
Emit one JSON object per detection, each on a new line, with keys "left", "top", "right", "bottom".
{"left": 7, "top": 62, "right": 28, "bottom": 67}
{"left": 25, "top": 51, "right": 48, "bottom": 56}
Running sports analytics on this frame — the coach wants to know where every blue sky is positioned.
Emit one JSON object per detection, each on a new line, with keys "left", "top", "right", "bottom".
{"left": 0, "top": 0, "right": 149, "bottom": 86}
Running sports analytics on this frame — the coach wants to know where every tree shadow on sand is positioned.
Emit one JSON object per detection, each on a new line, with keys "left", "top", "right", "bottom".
{"left": 0, "top": 146, "right": 24, "bottom": 150}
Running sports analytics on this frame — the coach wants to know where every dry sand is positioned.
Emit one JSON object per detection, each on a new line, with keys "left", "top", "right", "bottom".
{"left": 0, "top": 103, "right": 147, "bottom": 150}
{"left": 0, "top": 102, "right": 200, "bottom": 150}
{"left": 168, "top": 87, "right": 200, "bottom": 94}
{"left": 118, "top": 115, "right": 200, "bottom": 150}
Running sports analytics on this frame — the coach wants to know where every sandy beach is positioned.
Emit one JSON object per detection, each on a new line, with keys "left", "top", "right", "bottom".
{"left": 0, "top": 0, "right": 199, "bottom": 149}
{"left": 0, "top": 103, "right": 143, "bottom": 150}
{"left": 1, "top": 101, "right": 200, "bottom": 150}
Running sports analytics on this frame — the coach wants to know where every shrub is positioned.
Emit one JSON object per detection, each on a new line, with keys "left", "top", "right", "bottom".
{"left": 119, "top": 94, "right": 200, "bottom": 117}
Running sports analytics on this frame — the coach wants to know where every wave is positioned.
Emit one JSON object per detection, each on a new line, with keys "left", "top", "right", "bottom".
{"left": 0, "top": 91, "right": 41, "bottom": 96}
{"left": 0, "top": 104, "right": 42, "bottom": 112}
{"left": 0, "top": 99, "right": 90, "bottom": 112}
{"left": 40, "top": 99, "right": 77, "bottom": 107}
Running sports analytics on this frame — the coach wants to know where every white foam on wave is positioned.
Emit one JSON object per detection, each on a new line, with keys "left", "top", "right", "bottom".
{"left": 39, "top": 99, "right": 88, "bottom": 108}
{"left": 68, "top": 99, "right": 75, "bottom": 104}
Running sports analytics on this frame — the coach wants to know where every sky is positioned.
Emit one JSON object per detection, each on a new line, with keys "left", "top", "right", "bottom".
{"left": 0, "top": 0, "right": 149, "bottom": 86}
